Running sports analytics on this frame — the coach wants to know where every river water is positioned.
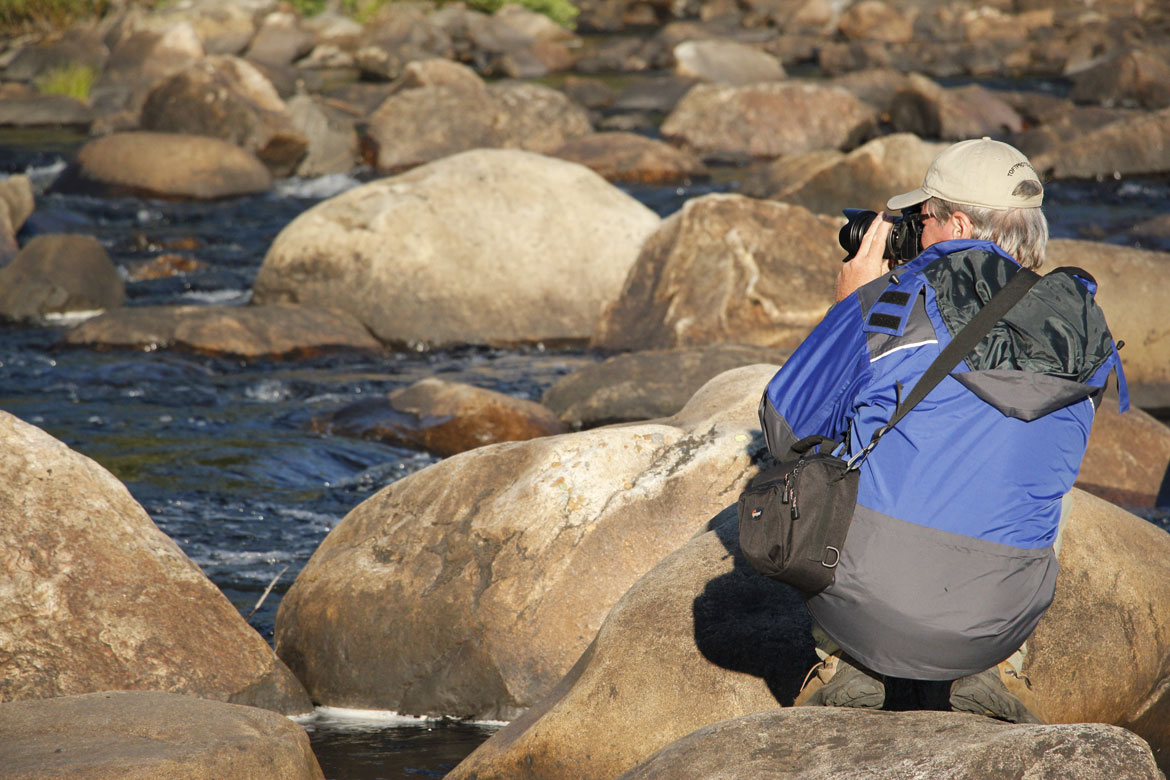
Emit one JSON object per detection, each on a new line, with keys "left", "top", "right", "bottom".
{"left": 3, "top": 122, "right": 1170, "bottom": 779}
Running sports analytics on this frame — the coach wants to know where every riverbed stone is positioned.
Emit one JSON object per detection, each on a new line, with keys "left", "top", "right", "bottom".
{"left": 446, "top": 488, "right": 1170, "bottom": 780}
{"left": 617, "top": 709, "right": 1163, "bottom": 780}
{"left": 139, "top": 55, "right": 308, "bottom": 177}
{"left": 738, "top": 133, "right": 946, "bottom": 215}
{"left": 364, "top": 79, "right": 592, "bottom": 173}
{"left": 1030, "top": 107, "right": 1170, "bottom": 179}
{"left": 252, "top": 149, "right": 658, "bottom": 349}
{"left": 1046, "top": 239, "right": 1170, "bottom": 408}
{"left": 138, "top": 0, "right": 273, "bottom": 55}
{"left": 0, "top": 174, "right": 33, "bottom": 264}
{"left": 591, "top": 194, "right": 840, "bottom": 353}
{"left": 63, "top": 303, "right": 380, "bottom": 358}
{"left": 56, "top": 131, "right": 272, "bottom": 200}
{"left": 672, "top": 38, "right": 785, "bottom": 84}
{"left": 889, "top": 73, "right": 1023, "bottom": 141}
{"left": 244, "top": 11, "right": 316, "bottom": 67}
{"left": 312, "top": 377, "right": 567, "bottom": 457}
{"left": 0, "top": 411, "right": 312, "bottom": 714}
{"left": 353, "top": 3, "right": 454, "bottom": 80}
{"left": 1070, "top": 47, "right": 1170, "bottom": 110}
{"left": 550, "top": 132, "right": 708, "bottom": 184}
{"left": 661, "top": 81, "right": 878, "bottom": 161}
{"left": 0, "top": 235, "right": 124, "bottom": 323}
{"left": 274, "top": 365, "right": 775, "bottom": 720}
{"left": 0, "top": 95, "right": 93, "bottom": 128}
{"left": 1, "top": 691, "right": 323, "bottom": 780}
{"left": 1077, "top": 397, "right": 1170, "bottom": 507}
{"left": 837, "top": 0, "right": 913, "bottom": 44}
{"left": 286, "top": 94, "right": 359, "bottom": 177}
{"left": 542, "top": 345, "right": 784, "bottom": 429}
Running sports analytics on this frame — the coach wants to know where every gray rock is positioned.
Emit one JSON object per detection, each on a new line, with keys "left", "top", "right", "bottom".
{"left": 618, "top": 709, "right": 1163, "bottom": 780}
{"left": 1030, "top": 107, "right": 1170, "bottom": 180}
{"left": 0, "top": 235, "right": 124, "bottom": 323}
{"left": 542, "top": 344, "right": 785, "bottom": 428}
{"left": 1078, "top": 396, "right": 1170, "bottom": 507}
{"left": 661, "top": 81, "right": 878, "bottom": 162}
{"left": 286, "top": 94, "right": 359, "bottom": 177}
{"left": 550, "top": 131, "right": 708, "bottom": 184}
{"left": 1071, "top": 47, "right": 1170, "bottom": 109}
{"left": 63, "top": 303, "right": 380, "bottom": 358}
{"left": 253, "top": 149, "right": 658, "bottom": 348}
{"left": 0, "top": 95, "right": 93, "bottom": 128}
{"left": 1, "top": 691, "right": 323, "bottom": 780}
{"left": 0, "top": 174, "right": 33, "bottom": 265}
{"left": 275, "top": 365, "right": 775, "bottom": 720}
{"left": 0, "top": 412, "right": 313, "bottom": 715}
{"left": 1, "top": 28, "right": 108, "bottom": 82}
{"left": 672, "top": 38, "right": 785, "bottom": 84}
{"left": 592, "top": 194, "right": 841, "bottom": 352}
{"left": 140, "top": 0, "right": 274, "bottom": 55}
{"left": 56, "top": 131, "right": 272, "bottom": 200}
{"left": 890, "top": 73, "right": 1023, "bottom": 141}
{"left": 244, "top": 11, "right": 316, "bottom": 67}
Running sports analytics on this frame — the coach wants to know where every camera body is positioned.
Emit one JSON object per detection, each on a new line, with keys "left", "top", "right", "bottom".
{"left": 838, "top": 208, "right": 925, "bottom": 265}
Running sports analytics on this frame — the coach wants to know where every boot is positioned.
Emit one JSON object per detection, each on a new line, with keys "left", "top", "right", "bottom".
{"left": 950, "top": 667, "right": 1043, "bottom": 724}
{"left": 799, "top": 653, "right": 885, "bottom": 709}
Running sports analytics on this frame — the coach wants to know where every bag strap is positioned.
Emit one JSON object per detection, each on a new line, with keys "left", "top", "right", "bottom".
{"left": 849, "top": 265, "right": 1042, "bottom": 468}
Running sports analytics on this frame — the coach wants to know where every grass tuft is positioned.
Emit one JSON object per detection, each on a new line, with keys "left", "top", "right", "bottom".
{"left": 33, "top": 62, "right": 97, "bottom": 101}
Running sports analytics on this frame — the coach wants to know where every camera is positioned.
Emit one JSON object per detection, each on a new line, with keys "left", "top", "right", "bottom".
{"left": 838, "top": 208, "right": 925, "bottom": 264}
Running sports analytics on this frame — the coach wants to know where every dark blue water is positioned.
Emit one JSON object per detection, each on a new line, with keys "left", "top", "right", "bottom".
{"left": 3, "top": 127, "right": 1170, "bottom": 779}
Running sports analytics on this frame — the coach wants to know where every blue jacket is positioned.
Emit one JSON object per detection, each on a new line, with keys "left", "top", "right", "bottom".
{"left": 759, "top": 239, "right": 1126, "bottom": 679}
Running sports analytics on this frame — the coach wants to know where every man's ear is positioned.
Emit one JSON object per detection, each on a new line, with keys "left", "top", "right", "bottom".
{"left": 952, "top": 210, "right": 975, "bottom": 238}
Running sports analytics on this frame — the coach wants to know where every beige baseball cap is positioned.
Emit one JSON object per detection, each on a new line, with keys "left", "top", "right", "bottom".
{"left": 887, "top": 137, "right": 1043, "bottom": 212}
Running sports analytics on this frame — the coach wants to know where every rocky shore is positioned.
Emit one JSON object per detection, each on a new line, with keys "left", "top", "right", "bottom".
{"left": 4, "top": 0, "right": 1170, "bottom": 777}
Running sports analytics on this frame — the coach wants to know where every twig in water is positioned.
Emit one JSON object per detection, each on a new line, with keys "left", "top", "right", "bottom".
{"left": 247, "top": 565, "right": 290, "bottom": 622}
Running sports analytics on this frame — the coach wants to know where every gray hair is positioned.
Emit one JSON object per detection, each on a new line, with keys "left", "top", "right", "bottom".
{"left": 923, "top": 190, "right": 1048, "bottom": 269}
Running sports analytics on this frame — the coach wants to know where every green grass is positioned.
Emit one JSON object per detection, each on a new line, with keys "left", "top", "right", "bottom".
{"left": 0, "top": 0, "right": 111, "bottom": 32}
{"left": 33, "top": 62, "right": 96, "bottom": 100}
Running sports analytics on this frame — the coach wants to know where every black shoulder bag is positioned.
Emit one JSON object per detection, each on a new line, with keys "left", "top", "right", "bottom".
{"left": 738, "top": 267, "right": 1042, "bottom": 595}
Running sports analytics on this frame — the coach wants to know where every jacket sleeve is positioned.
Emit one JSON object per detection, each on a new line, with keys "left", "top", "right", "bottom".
{"left": 759, "top": 297, "right": 873, "bottom": 459}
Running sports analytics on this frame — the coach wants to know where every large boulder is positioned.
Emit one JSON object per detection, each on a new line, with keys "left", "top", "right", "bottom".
{"left": 139, "top": 55, "right": 308, "bottom": 177}
{"left": 618, "top": 709, "right": 1163, "bottom": 780}
{"left": 0, "top": 95, "right": 93, "bottom": 128}
{"left": 591, "top": 194, "right": 840, "bottom": 353}
{"left": 1, "top": 691, "right": 323, "bottom": 780}
{"left": 550, "top": 132, "right": 708, "bottom": 184}
{"left": 738, "top": 133, "right": 946, "bottom": 215}
{"left": 1070, "top": 47, "right": 1170, "bottom": 110}
{"left": 446, "top": 488, "right": 1170, "bottom": 780}
{"left": 1077, "top": 397, "right": 1170, "bottom": 507}
{"left": 137, "top": 0, "right": 274, "bottom": 55}
{"left": 364, "top": 79, "right": 593, "bottom": 173}
{"left": 0, "top": 412, "right": 312, "bottom": 714}
{"left": 0, "top": 174, "right": 34, "bottom": 264}
{"left": 0, "top": 235, "right": 125, "bottom": 323}
{"left": 252, "top": 149, "right": 659, "bottom": 349}
{"left": 1046, "top": 239, "right": 1170, "bottom": 407}
{"left": 889, "top": 73, "right": 1024, "bottom": 141}
{"left": 661, "top": 81, "right": 878, "bottom": 161}
{"left": 54, "top": 131, "right": 272, "bottom": 200}
{"left": 542, "top": 344, "right": 786, "bottom": 429}
{"left": 671, "top": 39, "right": 785, "bottom": 84}
{"left": 285, "top": 94, "right": 359, "bottom": 178}
{"left": 1030, "top": 108, "right": 1170, "bottom": 179}
{"left": 274, "top": 365, "right": 776, "bottom": 720}
{"left": 62, "top": 303, "right": 380, "bottom": 358}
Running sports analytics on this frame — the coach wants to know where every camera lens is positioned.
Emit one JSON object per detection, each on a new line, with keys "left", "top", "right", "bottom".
{"left": 839, "top": 209, "right": 877, "bottom": 261}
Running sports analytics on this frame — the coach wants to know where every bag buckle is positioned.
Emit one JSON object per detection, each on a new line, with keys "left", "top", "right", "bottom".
{"left": 822, "top": 546, "right": 841, "bottom": 568}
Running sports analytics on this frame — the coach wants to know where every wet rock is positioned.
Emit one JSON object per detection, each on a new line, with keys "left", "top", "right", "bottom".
{"left": 592, "top": 194, "right": 840, "bottom": 353}
{"left": 1077, "top": 397, "right": 1170, "bottom": 507}
{"left": 889, "top": 73, "right": 1023, "bottom": 141}
{"left": 573, "top": 36, "right": 649, "bottom": 73}
{"left": 274, "top": 365, "right": 772, "bottom": 719}
{"left": 446, "top": 488, "right": 1170, "bottom": 780}
{"left": 314, "top": 378, "right": 567, "bottom": 457}
{"left": 550, "top": 132, "right": 708, "bottom": 184}
{"left": 611, "top": 73, "right": 698, "bottom": 114}
{"left": 1, "top": 691, "right": 323, "bottom": 780}
{"left": 837, "top": 0, "right": 913, "bottom": 44}
{"left": 253, "top": 149, "right": 657, "bottom": 348}
{"left": 0, "top": 95, "right": 93, "bottom": 128}
{"left": 672, "top": 39, "right": 785, "bottom": 84}
{"left": 559, "top": 75, "right": 617, "bottom": 110}
{"left": 738, "top": 133, "right": 946, "bottom": 216}
{"left": 364, "top": 79, "right": 592, "bottom": 173}
{"left": 244, "top": 11, "right": 316, "bottom": 67}
{"left": 542, "top": 344, "right": 784, "bottom": 429}
{"left": 0, "top": 411, "right": 312, "bottom": 714}
{"left": 63, "top": 303, "right": 380, "bottom": 358}
{"left": 617, "top": 709, "right": 1163, "bottom": 780}
{"left": 139, "top": 55, "right": 308, "bottom": 177}
{"left": 55, "top": 131, "right": 272, "bottom": 200}
{"left": 1030, "top": 107, "right": 1170, "bottom": 180}
{"left": 88, "top": 23, "right": 205, "bottom": 133}
{"left": 661, "top": 81, "right": 878, "bottom": 162}
{"left": 286, "top": 94, "right": 359, "bottom": 177}
{"left": 1070, "top": 48, "right": 1170, "bottom": 110}
{"left": 0, "top": 235, "right": 124, "bottom": 323}
{"left": 1046, "top": 239, "right": 1170, "bottom": 408}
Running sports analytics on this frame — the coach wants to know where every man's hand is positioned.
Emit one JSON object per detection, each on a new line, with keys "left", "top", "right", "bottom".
{"left": 836, "top": 212, "right": 894, "bottom": 302}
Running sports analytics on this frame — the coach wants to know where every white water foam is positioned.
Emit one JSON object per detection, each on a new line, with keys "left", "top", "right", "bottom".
{"left": 180, "top": 289, "right": 252, "bottom": 305}
{"left": 297, "top": 706, "right": 508, "bottom": 728}
{"left": 42, "top": 309, "right": 105, "bottom": 325}
{"left": 275, "top": 173, "right": 362, "bottom": 200}
{"left": 23, "top": 159, "right": 67, "bottom": 194}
